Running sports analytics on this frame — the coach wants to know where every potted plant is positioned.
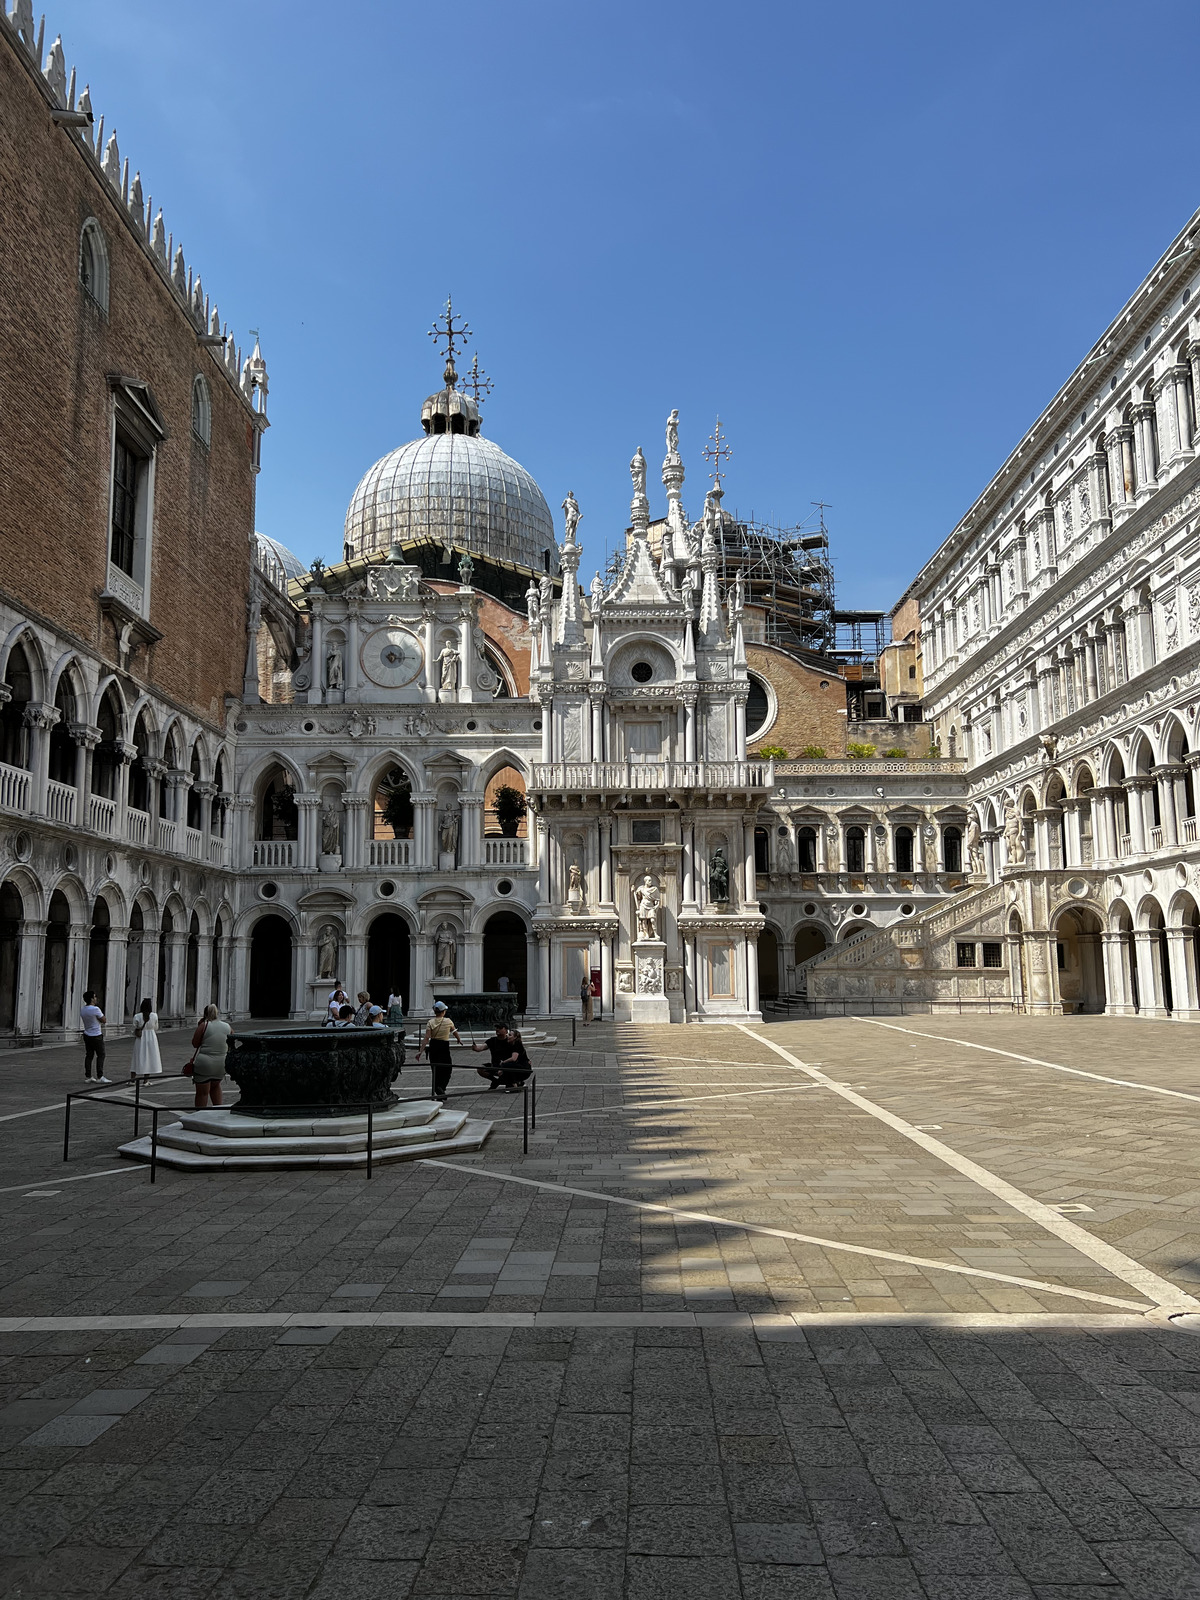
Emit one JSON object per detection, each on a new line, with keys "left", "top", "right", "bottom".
{"left": 493, "top": 784, "right": 526, "bottom": 837}
{"left": 379, "top": 772, "right": 414, "bottom": 837}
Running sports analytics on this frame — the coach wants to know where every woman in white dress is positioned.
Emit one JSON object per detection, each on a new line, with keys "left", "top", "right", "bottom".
{"left": 129, "top": 998, "right": 162, "bottom": 1080}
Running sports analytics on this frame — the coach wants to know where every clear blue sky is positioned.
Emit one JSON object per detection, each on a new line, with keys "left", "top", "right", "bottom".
{"left": 52, "top": 0, "right": 1199, "bottom": 610}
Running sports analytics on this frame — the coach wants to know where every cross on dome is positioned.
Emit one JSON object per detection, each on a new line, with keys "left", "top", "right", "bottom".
{"left": 428, "top": 295, "right": 472, "bottom": 386}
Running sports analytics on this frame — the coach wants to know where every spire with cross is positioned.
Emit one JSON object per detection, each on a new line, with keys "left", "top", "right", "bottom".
{"left": 702, "top": 415, "right": 732, "bottom": 488}
{"left": 458, "top": 352, "right": 493, "bottom": 403}
{"left": 428, "top": 295, "right": 472, "bottom": 386}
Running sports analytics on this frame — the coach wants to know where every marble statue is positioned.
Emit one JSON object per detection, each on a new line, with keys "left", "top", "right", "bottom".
{"left": 317, "top": 923, "right": 339, "bottom": 980}
{"left": 1003, "top": 797, "right": 1026, "bottom": 865}
{"left": 561, "top": 491, "right": 581, "bottom": 544}
{"left": 776, "top": 832, "right": 793, "bottom": 872}
{"left": 437, "top": 642, "right": 460, "bottom": 693}
{"left": 539, "top": 572, "right": 553, "bottom": 620}
{"left": 590, "top": 571, "right": 604, "bottom": 611}
{"left": 666, "top": 409, "right": 679, "bottom": 456}
{"left": 321, "top": 802, "right": 342, "bottom": 856}
{"left": 967, "top": 814, "right": 984, "bottom": 876}
{"left": 709, "top": 847, "right": 730, "bottom": 903}
{"left": 630, "top": 446, "right": 647, "bottom": 496}
{"left": 634, "top": 874, "right": 661, "bottom": 940}
{"left": 435, "top": 925, "right": 457, "bottom": 978}
{"left": 438, "top": 807, "right": 460, "bottom": 856}
{"left": 568, "top": 863, "right": 584, "bottom": 902}
{"left": 525, "top": 579, "right": 541, "bottom": 629}
{"left": 325, "top": 643, "right": 343, "bottom": 691}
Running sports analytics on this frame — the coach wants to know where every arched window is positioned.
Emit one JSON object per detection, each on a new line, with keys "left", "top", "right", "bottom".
{"left": 1, "top": 642, "right": 33, "bottom": 770}
{"left": 191, "top": 375, "right": 211, "bottom": 447}
{"left": 187, "top": 744, "right": 203, "bottom": 829}
{"left": 485, "top": 766, "right": 528, "bottom": 838}
{"left": 944, "top": 825, "right": 963, "bottom": 873}
{"left": 259, "top": 766, "right": 298, "bottom": 841}
{"left": 48, "top": 674, "right": 77, "bottom": 786}
{"left": 91, "top": 690, "right": 121, "bottom": 801}
{"left": 796, "top": 826, "right": 817, "bottom": 873}
{"left": 129, "top": 713, "right": 152, "bottom": 814}
{"left": 846, "top": 826, "right": 865, "bottom": 873}
{"left": 373, "top": 767, "right": 414, "bottom": 840}
{"left": 895, "top": 826, "right": 914, "bottom": 873}
{"left": 79, "top": 218, "right": 109, "bottom": 312}
{"left": 754, "top": 826, "right": 770, "bottom": 875}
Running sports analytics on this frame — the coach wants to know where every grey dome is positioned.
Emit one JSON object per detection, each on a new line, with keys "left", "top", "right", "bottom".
{"left": 254, "top": 531, "right": 305, "bottom": 589}
{"left": 344, "top": 423, "right": 555, "bottom": 571}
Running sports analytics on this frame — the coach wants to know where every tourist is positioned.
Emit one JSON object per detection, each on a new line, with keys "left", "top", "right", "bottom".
{"left": 416, "top": 1000, "right": 462, "bottom": 1101}
{"left": 580, "top": 974, "right": 594, "bottom": 1025}
{"left": 496, "top": 974, "right": 510, "bottom": 993}
{"left": 129, "top": 998, "right": 162, "bottom": 1081}
{"left": 352, "top": 991, "right": 373, "bottom": 1025}
{"left": 326, "top": 985, "right": 348, "bottom": 1022}
{"left": 190, "top": 1003, "right": 233, "bottom": 1110}
{"left": 471, "top": 1022, "right": 531, "bottom": 1091}
{"left": 79, "top": 989, "right": 109, "bottom": 1083}
{"left": 386, "top": 983, "right": 405, "bottom": 1016}
{"left": 366, "top": 1004, "right": 387, "bottom": 1028}
{"left": 331, "top": 1004, "right": 356, "bottom": 1028}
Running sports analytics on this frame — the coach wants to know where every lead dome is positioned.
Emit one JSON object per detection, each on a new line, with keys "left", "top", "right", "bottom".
{"left": 343, "top": 382, "right": 556, "bottom": 571}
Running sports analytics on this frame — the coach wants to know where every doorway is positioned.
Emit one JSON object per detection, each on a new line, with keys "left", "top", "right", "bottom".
{"left": 482, "top": 911, "right": 528, "bottom": 1012}
{"left": 249, "top": 915, "right": 292, "bottom": 1017}
{"left": 367, "top": 913, "right": 410, "bottom": 1011}
{"left": 757, "top": 928, "right": 780, "bottom": 999}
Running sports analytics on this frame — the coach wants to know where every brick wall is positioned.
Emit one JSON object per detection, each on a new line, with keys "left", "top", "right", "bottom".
{"left": 746, "top": 644, "right": 847, "bottom": 757}
{"left": 0, "top": 34, "right": 257, "bottom": 731}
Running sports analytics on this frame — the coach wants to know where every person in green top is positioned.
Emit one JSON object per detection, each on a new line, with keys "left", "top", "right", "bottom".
{"left": 415, "top": 1001, "right": 463, "bottom": 1101}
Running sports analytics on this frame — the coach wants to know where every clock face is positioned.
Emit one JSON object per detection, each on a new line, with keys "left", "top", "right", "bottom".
{"left": 361, "top": 627, "right": 424, "bottom": 689}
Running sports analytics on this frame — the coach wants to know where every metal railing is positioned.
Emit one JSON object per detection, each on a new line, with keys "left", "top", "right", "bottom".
{"left": 62, "top": 1072, "right": 194, "bottom": 1185}
{"left": 0, "top": 760, "right": 30, "bottom": 814}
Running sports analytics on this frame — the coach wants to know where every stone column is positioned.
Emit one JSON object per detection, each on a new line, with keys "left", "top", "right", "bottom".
{"left": 1165, "top": 928, "right": 1200, "bottom": 1020}
{"left": 164, "top": 929, "right": 188, "bottom": 1022}
{"left": 345, "top": 600, "right": 360, "bottom": 693}
{"left": 1133, "top": 929, "right": 1167, "bottom": 1017}
{"left": 1171, "top": 364, "right": 1194, "bottom": 461}
{"left": 413, "top": 795, "right": 437, "bottom": 870}
{"left": 683, "top": 697, "right": 697, "bottom": 764}
{"left": 106, "top": 927, "right": 130, "bottom": 1027}
{"left": 1154, "top": 765, "right": 1183, "bottom": 848}
{"left": 462, "top": 933, "right": 483, "bottom": 992}
{"left": 1101, "top": 931, "right": 1134, "bottom": 1016}
{"left": 229, "top": 795, "right": 254, "bottom": 870}
{"left": 1060, "top": 798, "right": 1083, "bottom": 866}
{"left": 308, "top": 597, "right": 324, "bottom": 705}
{"left": 1123, "top": 779, "right": 1147, "bottom": 854}
{"left": 213, "top": 934, "right": 232, "bottom": 1010}
{"left": 816, "top": 824, "right": 829, "bottom": 874}
{"left": 15, "top": 919, "right": 47, "bottom": 1038}
{"left": 24, "top": 704, "right": 58, "bottom": 819}
{"left": 343, "top": 933, "right": 366, "bottom": 1003}
{"left": 1024, "top": 931, "right": 1057, "bottom": 1014}
{"left": 537, "top": 816, "right": 551, "bottom": 909}
{"left": 71, "top": 723, "right": 98, "bottom": 829}
{"left": 194, "top": 932, "right": 214, "bottom": 1021}
{"left": 743, "top": 820, "right": 756, "bottom": 907}
{"left": 681, "top": 820, "right": 695, "bottom": 908}
{"left": 745, "top": 930, "right": 760, "bottom": 1019}
{"left": 459, "top": 796, "right": 483, "bottom": 869}
{"left": 734, "top": 696, "right": 747, "bottom": 761}
{"left": 600, "top": 935, "right": 613, "bottom": 1017}
{"left": 411, "top": 933, "right": 433, "bottom": 1016}
{"left": 228, "top": 935, "right": 250, "bottom": 1020}
{"left": 295, "top": 794, "right": 320, "bottom": 870}
{"left": 342, "top": 795, "right": 370, "bottom": 871}
{"left": 1133, "top": 402, "right": 1158, "bottom": 496}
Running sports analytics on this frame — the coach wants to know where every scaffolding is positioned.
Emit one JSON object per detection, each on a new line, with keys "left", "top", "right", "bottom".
{"left": 831, "top": 610, "right": 891, "bottom": 662}
{"left": 605, "top": 504, "right": 838, "bottom": 657}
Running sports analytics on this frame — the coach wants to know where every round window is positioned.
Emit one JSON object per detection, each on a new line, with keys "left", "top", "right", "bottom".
{"left": 900, "top": 903, "right": 915, "bottom": 915}
{"left": 466, "top": 720, "right": 477, "bottom": 731}
{"left": 851, "top": 903, "right": 867, "bottom": 917}
{"left": 497, "top": 879, "right": 513, "bottom": 896}
{"left": 532, "top": 720, "right": 542, "bottom": 731}
{"left": 803, "top": 902, "right": 817, "bottom": 916}
{"left": 631, "top": 662, "right": 653, "bottom": 683}
{"left": 260, "top": 882, "right": 278, "bottom": 899}
{"left": 302, "top": 720, "right": 316, "bottom": 733}
{"left": 379, "top": 880, "right": 396, "bottom": 898}
{"left": 746, "top": 675, "right": 770, "bottom": 737}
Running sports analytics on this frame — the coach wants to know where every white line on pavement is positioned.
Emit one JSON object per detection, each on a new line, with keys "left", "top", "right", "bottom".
{"left": 421, "top": 1158, "right": 1148, "bottom": 1312}
{"left": 737, "top": 1023, "right": 1200, "bottom": 1314}
{"left": 0, "top": 1167, "right": 138, "bottom": 1196}
{"left": 857, "top": 1017, "right": 1200, "bottom": 1104}
{"left": 0, "top": 1310, "right": 1158, "bottom": 1334}
{"left": 0, "top": 1101, "right": 66, "bottom": 1123}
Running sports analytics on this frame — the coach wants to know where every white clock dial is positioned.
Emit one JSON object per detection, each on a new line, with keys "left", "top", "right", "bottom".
{"left": 360, "top": 627, "right": 424, "bottom": 689}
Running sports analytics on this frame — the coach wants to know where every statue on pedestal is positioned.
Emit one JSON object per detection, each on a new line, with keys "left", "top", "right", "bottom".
{"left": 438, "top": 807, "right": 460, "bottom": 857}
{"left": 317, "top": 924, "right": 339, "bottom": 980}
{"left": 967, "top": 814, "right": 985, "bottom": 876}
{"left": 633, "top": 874, "right": 661, "bottom": 941}
{"left": 321, "top": 802, "right": 342, "bottom": 856}
{"left": 435, "top": 925, "right": 457, "bottom": 978}
{"left": 709, "top": 847, "right": 730, "bottom": 903}
{"left": 1003, "top": 798, "right": 1026, "bottom": 866}
{"left": 325, "top": 643, "right": 343, "bottom": 691}
{"left": 561, "top": 490, "right": 581, "bottom": 544}
{"left": 437, "top": 642, "right": 460, "bottom": 693}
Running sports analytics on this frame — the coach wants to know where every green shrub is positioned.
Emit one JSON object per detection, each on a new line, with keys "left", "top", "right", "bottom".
{"left": 492, "top": 784, "right": 527, "bottom": 837}
{"left": 881, "top": 747, "right": 907, "bottom": 759}
{"left": 754, "top": 745, "right": 788, "bottom": 760}
{"left": 846, "top": 741, "right": 877, "bottom": 759}
{"left": 800, "top": 745, "right": 826, "bottom": 759}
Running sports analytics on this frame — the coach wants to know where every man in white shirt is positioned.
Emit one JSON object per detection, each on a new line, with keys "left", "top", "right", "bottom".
{"left": 80, "top": 990, "right": 110, "bottom": 1083}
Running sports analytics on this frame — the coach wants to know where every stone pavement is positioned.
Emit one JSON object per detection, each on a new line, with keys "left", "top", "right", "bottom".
{"left": 3, "top": 1014, "right": 1200, "bottom": 1595}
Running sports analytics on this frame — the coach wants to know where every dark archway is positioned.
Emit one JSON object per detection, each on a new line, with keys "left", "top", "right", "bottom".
{"left": 0, "top": 881, "right": 22, "bottom": 1030}
{"left": 757, "top": 928, "right": 779, "bottom": 999}
{"left": 249, "top": 915, "right": 292, "bottom": 1017}
{"left": 211, "top": 916, "right": 223, "bottom": 1008}
{"left": 185, "top": 911, "right": 200, "bottom": 1014}
{"left": 1055, "top": 907, "right": 1106, "bottom": 1014}
{"left": 156, "top": 909, "right": 173, "bottom": 1011}
{"left": 41, "top": 889, "right": 70, "bottom": 1029}
{"left": 794, "top": 924, "right": 828, "bottom": 964}
{"left": 125, "top": 903, "right": 144, "bottom": 1019}
{"left": 367, "top": 913, "right": 410, "bottom": 1011}
{"left": 87, "top": 897, "right": 110, "bottom": 1010}
{"left": 482, "top": 911, "right": 528, "bottom": 1011}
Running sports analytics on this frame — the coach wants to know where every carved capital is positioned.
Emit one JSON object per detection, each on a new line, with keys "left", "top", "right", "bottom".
{"left": 68, "top": 721, "right": 102, "bottom": 750}
{"left": 22, "top": 702, "right": 58, "bottom": 731}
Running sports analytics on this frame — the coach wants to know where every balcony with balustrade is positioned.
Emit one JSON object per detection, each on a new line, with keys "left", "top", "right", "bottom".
{"left": 368, "top": 838, "right": 412, "bottom": 867}
{"left": 484, "top": 837, "right": 528, "bottom": 866}
{"left": 0, "top": 762, "right": 30, "bottom": 815}
{"left": 530, "top": 759, "right": 774, "bottom": 796}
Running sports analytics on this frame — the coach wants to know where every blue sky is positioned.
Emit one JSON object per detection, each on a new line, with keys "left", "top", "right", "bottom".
{"left": 51, "top": 0, "right": 1200, "bottom": 610}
